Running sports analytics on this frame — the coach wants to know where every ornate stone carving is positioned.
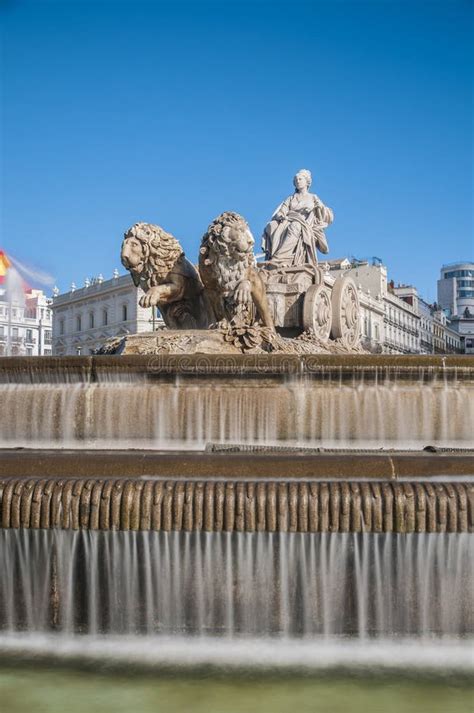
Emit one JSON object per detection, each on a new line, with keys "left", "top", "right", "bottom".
{"left": 199, "top": 211, "right": 274, "bottom": 330}
{"left": 262, "top": 169, "right": 333, "bottom": 266}
{"left": 121, "top": 222, "right": 211, "bottom": 329}
{"left": 302, "top": 283, "right": 333, "bottom": 341}
{"left": 98, "top": 327, "right": 366, "bottom": 355}
{"left": 330, "top": 275, "right": 361, "bottom": 347}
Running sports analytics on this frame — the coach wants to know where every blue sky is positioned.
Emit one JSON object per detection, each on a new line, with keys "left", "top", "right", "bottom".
{"left": 1, "top": 0, "right": 472, "bottom": 301}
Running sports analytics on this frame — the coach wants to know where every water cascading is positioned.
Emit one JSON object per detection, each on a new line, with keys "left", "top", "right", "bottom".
{"left": 0, "top": 355, "right": 472, "bottom": 449}
{"left": 1, "top": 530, "right": 471, "bottom": 638}
{"left": 0, "top": 354, "right": 472, "bottom": 660}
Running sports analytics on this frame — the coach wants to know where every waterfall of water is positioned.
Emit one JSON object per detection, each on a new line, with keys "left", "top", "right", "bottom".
{"left": 0, "top": 374, "right": 472, "bottom": 448}
{"left": 0, "top": 530, "right": 471, "bottom": 639}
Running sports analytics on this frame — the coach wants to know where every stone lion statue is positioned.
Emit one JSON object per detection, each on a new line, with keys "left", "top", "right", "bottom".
{"left": 121, "top": 222, "right": 211, "bottom": 329}
{"left": 199, "top": 211, "right": 274, "bottom": 329}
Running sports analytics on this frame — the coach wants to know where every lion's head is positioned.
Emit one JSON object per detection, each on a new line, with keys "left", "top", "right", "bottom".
{"left": 199, "top": 212, "right": 256, "bottom": 294}
{"left": 200, "top": 211, "right": 255, "bottom": 260}
{"left": 121, "top": 222, "right": 183, "bottom": 287}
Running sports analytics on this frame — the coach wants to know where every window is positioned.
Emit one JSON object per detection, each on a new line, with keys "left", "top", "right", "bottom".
{"left": 444, "top": 270, "right": 473, "bottom": 279}
{"left": 122, "top": 304, "right": 128, "bottom": 321}
{"left": 103, "top": 309, "right": 108, "bottom": 326}
{"left": 89, "top": 312, "right": 95, "bottom": 329}
{"left": 59, "top": 319, "right": 65, "bottom": 335}
{"left": 44, "top": 330, "right": 52, "bottom": 344}
{"left": 44, "top": 349, "right": 51, "bottom": 356}
{"left": 12, "top": 327, "right": 19, "bottom": 338}
{"left": 26, "top": 329, "right": 33, "bottom": 343}
{"left": 76, "top": 315, "right": 82, "bottom": 332}
{"left": 26, "top": 348, "right": 33, "bottom": 356}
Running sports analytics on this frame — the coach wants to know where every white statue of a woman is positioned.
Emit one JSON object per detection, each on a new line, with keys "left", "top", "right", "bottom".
{"left": 262, "top": 169, "right": 333, "bottom": 267}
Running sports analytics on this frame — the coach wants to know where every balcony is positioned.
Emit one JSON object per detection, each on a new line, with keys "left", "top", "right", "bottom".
{"left": 1, "top": 336, "right": 25, "bottom": 345}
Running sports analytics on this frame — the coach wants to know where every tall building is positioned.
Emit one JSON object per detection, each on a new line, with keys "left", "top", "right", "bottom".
{"left": 437, "top": 262, "right": 474, "bottom": 353}
{"left": 437, "top": 262, "right": 474, "bottom": 318}
{"left": 52, "top": 271, "right": 163, "bottom": 355}
{"left": 0, "top": 251, "right": 53, "bottom": 356}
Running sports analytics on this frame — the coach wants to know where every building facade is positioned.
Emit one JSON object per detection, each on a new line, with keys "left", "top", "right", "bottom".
{"left": 385, "top": 285, "right": 420, "bottom": 355}
{"left": 328, "top": 260, "right": 420, "bottom": 354}
{"left": 327, "top": 259, "right": 466, "bottom": 355}
{"left": 443, "top": 319, "right": 463, "bottom": 355}
{"left": 392, "top": 284, "right": 462, "bottom": 354}
{"left": 52, "top": 272, "right": 163, "bottom": 356}
{"left": 447, "top": 314, "right": 474, "bottom": 355}
{"left": 417, "top": 298, "right": 434, "bottom": 355}
{"left": 437, "top": 262, "right": 474, "bottom": 318}
{"left": 358, "top": 290, "right": 385, "bottom": 353}
{"left": 437, "top": 262, "right": 474, "bottom": 354}
{"left": 0, "top": 288, "right": 53, "bottom": 356}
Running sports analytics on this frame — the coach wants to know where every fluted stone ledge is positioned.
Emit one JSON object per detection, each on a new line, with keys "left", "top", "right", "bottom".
{"left": 0, "top": 478, "right": 472, "bottom": 533}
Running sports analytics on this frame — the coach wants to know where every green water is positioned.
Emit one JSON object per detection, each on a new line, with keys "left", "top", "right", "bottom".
{"left": 0, "top": 668, "right": 472, "bottom": 713}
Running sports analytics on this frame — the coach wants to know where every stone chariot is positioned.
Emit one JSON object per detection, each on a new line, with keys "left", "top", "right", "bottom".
{"left": 259, "top": 262, "right": 361, "bottom": 349}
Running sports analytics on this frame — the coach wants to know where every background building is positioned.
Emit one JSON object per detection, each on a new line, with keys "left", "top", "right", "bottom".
{"left": 0, "top": 289, "right": 53, "bottom": 357}
{"left": 358, "top": 290, "right": 385, "bottom": 353}
{"left": 385, "top": 283, "right": 420, "bottom": 355}
{"left": 327, "top": 258, "right": 465, "bottom": 355}
{"left": 327, "top": 259, "right": 420, "bottom": 354}
{"left": 437, "top": 262, "right": 474, "bottom": 354}
{"left": 418, "top": 298, "right": 434, "bottom": 355}
{"left": 437, "top": 262, "right": 474, "bottom": 318}
{"left": 0, "top": 251, "right": 53, "bottom": 356}
{"left": 52, "top": 271, "right": 163, "bottom": 355}
{"left": 442, "top": 312, "right": 473, "bottom": 355}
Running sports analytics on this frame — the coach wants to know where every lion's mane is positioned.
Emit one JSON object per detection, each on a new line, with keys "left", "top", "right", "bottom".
{"left": 124, "top": 222, "right": 183, "bottom": 286}
{"left": 199, "top": 211, "right": 255, "bottom": 296}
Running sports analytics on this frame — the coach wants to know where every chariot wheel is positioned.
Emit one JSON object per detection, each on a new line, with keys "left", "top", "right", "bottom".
{"left": 302, "top": 284, "right": 332, "bottom": 342}
{"left": 330, "top": 276, "right": 361, "bottom": 347}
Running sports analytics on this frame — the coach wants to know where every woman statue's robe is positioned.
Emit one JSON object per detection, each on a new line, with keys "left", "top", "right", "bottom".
{"left": 262, "top": 192, "right": 333, "bottom": 266}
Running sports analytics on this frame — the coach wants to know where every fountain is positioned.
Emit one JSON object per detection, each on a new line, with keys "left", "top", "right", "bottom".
{"left": 0, "top": 179, "right": 472, "bottom": 677}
